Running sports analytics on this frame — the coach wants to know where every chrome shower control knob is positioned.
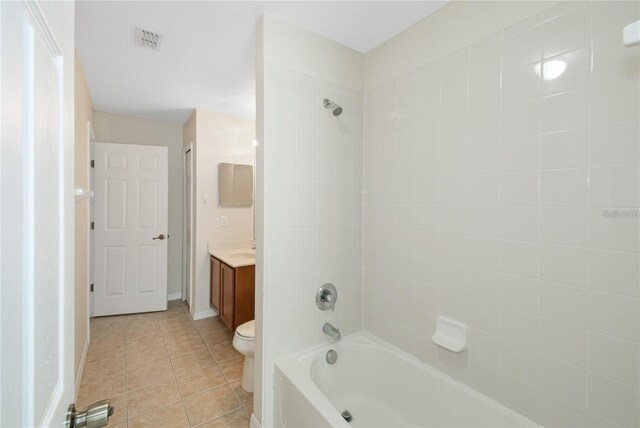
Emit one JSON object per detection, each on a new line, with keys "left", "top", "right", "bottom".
{"left": 316, "top": 283, "right": 338, "bottom": 311}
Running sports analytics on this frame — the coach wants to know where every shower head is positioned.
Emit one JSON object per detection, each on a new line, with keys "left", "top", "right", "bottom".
{"left": 323, "top": 98, "right": 343, "bottom": 116}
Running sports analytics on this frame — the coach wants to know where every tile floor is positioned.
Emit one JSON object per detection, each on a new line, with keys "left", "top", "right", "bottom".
{"left": 78, "top": 300, "right": 252, "bottom": 428}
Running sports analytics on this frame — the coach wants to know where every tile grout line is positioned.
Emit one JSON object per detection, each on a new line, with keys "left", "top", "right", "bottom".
{"left": 123, "top": 324, "right": 129, "bottom": 427}
{"left": 169, "top": 303, "right": 192, "bottom": 427}
{"left": 176, "top": 302, "right": 246, "bottom": 427}
{"left": 126, "top": 306, "right": 179, "bottom": 425}
{"left": 191, "top": 406, "right": 246, "bottom": 428}
{"left": 585, "top": 1, "right": 594, "bottom": 423}
{"left": 87, "top": 303, "right": 250, "bottom": 428}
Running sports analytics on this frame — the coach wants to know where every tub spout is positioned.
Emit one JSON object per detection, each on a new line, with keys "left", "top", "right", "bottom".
{"left": 322, "top": 322, "right": 341, "bottom": 341}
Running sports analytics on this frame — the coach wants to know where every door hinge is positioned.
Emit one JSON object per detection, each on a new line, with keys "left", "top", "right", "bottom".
{"left": 90, "top": 160, "right": 95, "bottom": 168}
{"left": 90, "top": 284, "right": 94, "bottom": 292}
{"left": 90, "top": 221, "right": 95, "bottom": 230}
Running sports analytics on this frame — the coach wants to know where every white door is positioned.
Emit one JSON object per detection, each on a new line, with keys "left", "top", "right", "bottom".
{"left": 0, "top": 1, "right": 76, "bottom": 426}
{"left": 94, "top": 143, "right": 169, "bottom": 316}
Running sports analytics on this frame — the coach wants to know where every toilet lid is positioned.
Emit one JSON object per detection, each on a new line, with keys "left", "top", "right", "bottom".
{"left": 236, "top": 320, "right": 255, "bottom": 339}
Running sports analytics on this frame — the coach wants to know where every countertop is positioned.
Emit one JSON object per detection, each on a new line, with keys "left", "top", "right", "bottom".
{"left": 209, "top": 247, "right": 255, "bottom": 268}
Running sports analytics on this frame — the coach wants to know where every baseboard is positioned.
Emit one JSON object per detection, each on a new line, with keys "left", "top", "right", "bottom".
{"left": 250, "top": 413, "right": 262, "bottom": 428}
{"left": 167, "top": 292, "right": 182, "bottom": 301}
{"left": 74, "top": 337, "right": 89, "bottom": 399}
{"left": 193, "top": 307, "right": 216, "bottom": 321}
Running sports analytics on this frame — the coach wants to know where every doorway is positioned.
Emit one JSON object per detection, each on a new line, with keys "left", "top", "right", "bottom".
{"left": 183, "top": 144, "right": 194, "bottom": 307}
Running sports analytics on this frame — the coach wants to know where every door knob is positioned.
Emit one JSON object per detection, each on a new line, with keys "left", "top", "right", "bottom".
{"left": 65, "top": 400, "right": 114, "bottom": 428}
{"left": 153, "top": 234, "right": 166, "bottom": 240}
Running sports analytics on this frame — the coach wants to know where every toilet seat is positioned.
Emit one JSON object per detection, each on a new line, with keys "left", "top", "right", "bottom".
{"left": 235, "top": 320, "right": 255, "bottom": 340}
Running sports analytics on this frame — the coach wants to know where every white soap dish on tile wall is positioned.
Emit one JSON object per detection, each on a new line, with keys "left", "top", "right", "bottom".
{"left": 432, "top": 316, "right": 468, "bottom": 353}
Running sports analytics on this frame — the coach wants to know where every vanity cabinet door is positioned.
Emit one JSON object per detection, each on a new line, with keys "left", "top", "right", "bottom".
{"left": 220, "top": 262, "right": 235, "bottom": 329}
{"left": 210, "top": 256, "right": 221, "bottom": 312}
{"left": 234, "top": 265, "right": 255, "bottom": 329}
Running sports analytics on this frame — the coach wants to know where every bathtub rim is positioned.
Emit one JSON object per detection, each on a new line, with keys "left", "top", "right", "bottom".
{"left": 275, "top": 331, "right": 541, "bottom": 428}
{"left": 275, "top": 354, "right": 351, "bottom": 427}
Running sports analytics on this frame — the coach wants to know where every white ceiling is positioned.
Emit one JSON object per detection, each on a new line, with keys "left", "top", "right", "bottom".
{"left": 76, "top": 1, "right": 449, "bottom": 124}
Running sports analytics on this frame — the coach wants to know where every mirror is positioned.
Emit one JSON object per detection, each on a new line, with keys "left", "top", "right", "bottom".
{"left": 219, "top": 163, "right": 253, "bottom": 206}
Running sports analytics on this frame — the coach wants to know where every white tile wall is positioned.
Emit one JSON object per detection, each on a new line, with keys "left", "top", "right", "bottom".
{"left": 264, "top": 63, "right": 364, "bottom": 364}
{"left": 363, "top": 2, "right": 640, "bottom": 426}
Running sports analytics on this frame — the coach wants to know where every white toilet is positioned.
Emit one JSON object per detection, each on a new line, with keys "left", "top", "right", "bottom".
{"left": 232, "top": 319, "right": 255, "bottom": 392}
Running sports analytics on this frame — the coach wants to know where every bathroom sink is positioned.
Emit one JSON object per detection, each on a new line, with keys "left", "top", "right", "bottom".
{"left": 209, "top": 247, "right": 256, "bottom": 266}
{"left": 229, "top": 252, "right": 255, "bottom": 259}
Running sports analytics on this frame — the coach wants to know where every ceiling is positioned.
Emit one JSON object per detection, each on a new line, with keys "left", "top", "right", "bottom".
{"left": 75, "top": 1, "right": 449, "bottom": 124}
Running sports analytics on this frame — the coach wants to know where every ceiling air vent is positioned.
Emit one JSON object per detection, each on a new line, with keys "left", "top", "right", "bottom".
{"left": 134, "top": 26, "right": 163, "bottom": 51}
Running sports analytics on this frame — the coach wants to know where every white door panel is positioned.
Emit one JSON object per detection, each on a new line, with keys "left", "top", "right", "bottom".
{"left": 94, "top": 143, "right": 168, "bottom": 316}
{"left": 1, "top": 1, "right": 75, "bottom": 426}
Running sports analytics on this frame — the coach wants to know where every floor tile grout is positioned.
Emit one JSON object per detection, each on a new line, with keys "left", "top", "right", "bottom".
{"left": 190, "top": 405, "right": 245, "bottom": 428}
{"left": 82, "top": 301, "right": 250, "bottom": 428}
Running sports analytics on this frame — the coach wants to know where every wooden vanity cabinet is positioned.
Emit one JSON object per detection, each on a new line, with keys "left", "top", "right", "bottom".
{"left": 210, "top": 255, "right": 255, "bottom": 331}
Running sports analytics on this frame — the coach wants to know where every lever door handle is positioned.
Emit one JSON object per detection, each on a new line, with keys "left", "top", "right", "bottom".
{"left": 66, "top": 399, "right": 114, "bottom": 428}
{"left": 153, "top": 234, "right": 166, "bottom": 240}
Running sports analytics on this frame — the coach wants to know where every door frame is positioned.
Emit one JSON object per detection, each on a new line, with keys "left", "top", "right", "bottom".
{"left": 87, "top": 122, "right": 95, "bottom": 322}
{"left": 75, "top": 121, "right": 95, "bottom": 399}
{"left": 89, "top": 127, "right": 95, "bottom": 318}
{"left": 183, "top": 142, "right": 194, "bottom": 308}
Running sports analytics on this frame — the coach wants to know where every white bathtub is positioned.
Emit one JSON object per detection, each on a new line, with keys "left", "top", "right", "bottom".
{"left": 274, "top": 332, "right": 538, "bottom": 428}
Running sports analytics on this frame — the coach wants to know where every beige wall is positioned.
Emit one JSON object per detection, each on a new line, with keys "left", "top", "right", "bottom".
{"left": 196, "top": 109, "right": 255, "bottom": 251}
{"left": 94, "top": 112, "right": 184, "bottom": 298}
{"left": 183, "top": 109, "right": 255, "bottom": 320}
{"left": 74, "top": 55, "right": 94, "bottom": 383}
